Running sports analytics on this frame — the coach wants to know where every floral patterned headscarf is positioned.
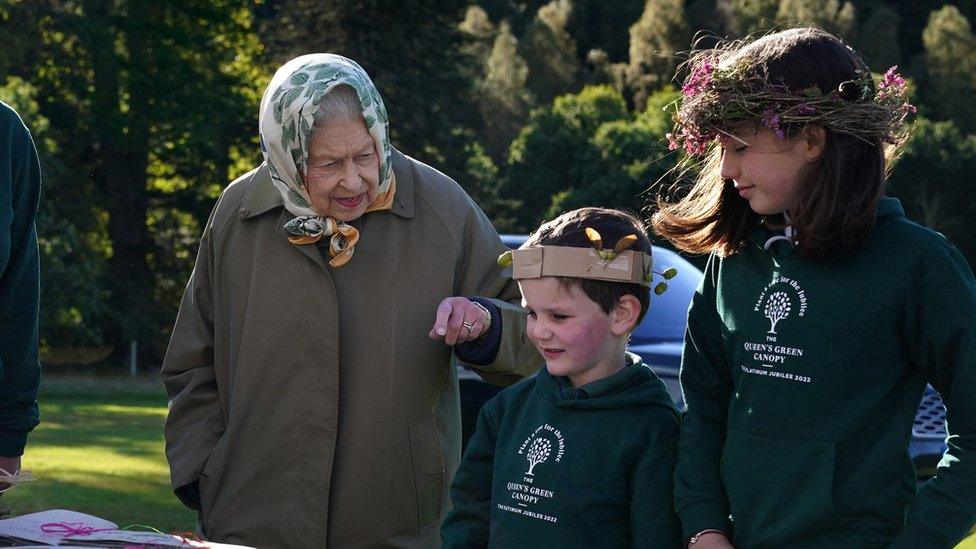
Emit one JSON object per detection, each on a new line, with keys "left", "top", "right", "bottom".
{"left": 259, "top": 53, "right": 394, "bottom": 267}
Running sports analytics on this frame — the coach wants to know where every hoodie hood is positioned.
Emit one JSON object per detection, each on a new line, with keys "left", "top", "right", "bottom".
{"left": 535, "top": 352, "right": 680, "bottom": 415}
{"left": 874, "top": 196, "right": 904, "bottom": 221}
{"left": 753, "top": 196, "right": 906, "bottom": 258}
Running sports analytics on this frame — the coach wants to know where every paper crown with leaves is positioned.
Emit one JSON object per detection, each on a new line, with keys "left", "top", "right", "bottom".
{"left": 498, "top": 228, "right": 677, "bottom": 294}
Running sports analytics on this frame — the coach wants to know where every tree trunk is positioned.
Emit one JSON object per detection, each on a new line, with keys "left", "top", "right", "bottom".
{"left": 85, "top": 0, "right": 155, "bottom": 361}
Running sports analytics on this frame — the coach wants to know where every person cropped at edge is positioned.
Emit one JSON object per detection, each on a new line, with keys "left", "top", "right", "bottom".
{"left": 654, "top": 28, "right": 976, "bottom": 548}
{"left": 0, "top": 101, "right": 41, "bottom": 493}
{"left": 160, "top": 54, "right": 542, "bottom": 548}
{"left": 442, "top": 208, "right": 682, "bottom": 548}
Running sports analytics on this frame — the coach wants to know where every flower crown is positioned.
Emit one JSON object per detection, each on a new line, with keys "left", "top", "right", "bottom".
{"left": 667, "top": 52, "right": 917, "bottom": 156}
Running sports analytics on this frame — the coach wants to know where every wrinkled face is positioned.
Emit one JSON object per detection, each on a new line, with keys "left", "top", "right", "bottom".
{"left": 519, "top": 277, "right": 620, "bottom": 388}
{"left": 719, "top": 127, "right": 810, "bottom": 216}
{"left": 305, "top": 117, "right": 380, "bottom": 221}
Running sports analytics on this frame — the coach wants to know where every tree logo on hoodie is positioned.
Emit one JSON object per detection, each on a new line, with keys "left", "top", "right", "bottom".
{"left": 764, "top": 291, "right": 792, "bottom": 334}
{"left": 518, "top": 423, "right": 566, "bottom": 476}
{"left": 754, "top": 276, "right": 808, "bottom": 335}
{"left": 525, "top": 438, "right": 552, "bottom": 475}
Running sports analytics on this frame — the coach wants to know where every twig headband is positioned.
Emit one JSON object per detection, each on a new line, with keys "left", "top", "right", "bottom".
{"left": 498, "top": 229, "right": 677, "bottom": 293}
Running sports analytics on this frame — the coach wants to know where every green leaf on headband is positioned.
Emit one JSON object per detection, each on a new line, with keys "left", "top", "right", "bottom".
{"left": 364, "top": 115, "right": 376, "bottom": 129}
{"left": 497, "top": 250, "right": 514, "bottom": 267}
{"left": 290, "top": 72, "right": 309, "bottom": 86}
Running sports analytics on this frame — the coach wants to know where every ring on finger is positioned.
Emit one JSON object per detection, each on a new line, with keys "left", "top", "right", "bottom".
{"left": 462, "top": 321, "right": 475, "bottom": 332}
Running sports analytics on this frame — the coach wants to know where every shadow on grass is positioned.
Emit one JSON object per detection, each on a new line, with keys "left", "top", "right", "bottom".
{"left": 32, "top": 398, "right": 169, "bottom": 459}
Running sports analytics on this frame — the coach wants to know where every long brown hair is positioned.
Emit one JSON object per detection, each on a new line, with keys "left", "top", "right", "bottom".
{"left": 653, "top": 28, "right": 887, "bottom": 259}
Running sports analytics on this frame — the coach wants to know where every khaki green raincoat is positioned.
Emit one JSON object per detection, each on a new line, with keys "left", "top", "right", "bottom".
{"left": 162, "top": 150, "right": 542, "bottom": 548}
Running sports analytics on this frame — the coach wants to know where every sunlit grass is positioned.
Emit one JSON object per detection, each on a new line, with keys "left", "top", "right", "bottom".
{"left": 1, "top": 379, "right": 194, "bottom": 532}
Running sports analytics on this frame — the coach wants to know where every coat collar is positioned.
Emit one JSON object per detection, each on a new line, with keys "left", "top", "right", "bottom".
{"left": 239, "top": 148, "right": 415, "bottom": 221}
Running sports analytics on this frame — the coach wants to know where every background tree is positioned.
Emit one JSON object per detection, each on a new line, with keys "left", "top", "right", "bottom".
{"left": 627, "top": 0, "right": 689, "bottom": 111}
{"left": 479, "top": 22, "right": 534, "bottom": 161}
{"left": 520, "top": 0, "right": 582, "bottom": 105}
{"left": 568, "top": 0, "right": 645, "bottom": 63}
{"left": 888, "top": 118, "right": 976, "bottom": 264}
{"left": 0, "top": 0, "right": 260, "bottom": 362}
{"left": 855, "top": 5, "right": 901, "bottom": 72}
{"left": 920, "top": 5, "right": 976, "bottom": 133}
{"left": 775, "top": 0, "right": 856, "bottom": 38}
{"left": 729, "top": 0, "right": 778, "bottom": 36}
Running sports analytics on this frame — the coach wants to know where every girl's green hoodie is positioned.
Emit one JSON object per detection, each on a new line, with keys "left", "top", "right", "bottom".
{"left": 676, "top": 198, "right": 976, "bottom": 548}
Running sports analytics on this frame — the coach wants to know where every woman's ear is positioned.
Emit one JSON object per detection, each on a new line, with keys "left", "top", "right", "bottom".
{"left": 802, "top": 125, "right": 827, "bottom": 162}
{"left": 611, "top": 294, "right": 642, "bottom": 337}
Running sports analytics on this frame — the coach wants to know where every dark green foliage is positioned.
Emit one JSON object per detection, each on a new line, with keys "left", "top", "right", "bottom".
{"left": 0, "top": 0, "right": 260, "bottom": 362}
{"left": 919, "top": 6, "right": 976, "bottom": 134}
{"left": 3, "top": 0, "right": 976, "bottom": 364}
{"left": 503, "top": 85, "right": 680, "bottom": 230}
{"left": 855, "top": 6, "right": 901, "bottom": 72}
{"left": 888, "top": 118, "right": 976, "bottom": 266}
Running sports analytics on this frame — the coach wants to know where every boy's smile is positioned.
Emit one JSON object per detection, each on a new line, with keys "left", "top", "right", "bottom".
{"left": 519, "top": 277, "right": 627, "bottom": 388}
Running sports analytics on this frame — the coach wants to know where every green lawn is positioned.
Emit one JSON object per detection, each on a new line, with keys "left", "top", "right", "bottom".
{"left": 3, "top": 375, "right": 975, "bottom": 546}
{"left": 1, "top": 376, "right": 194, "bottom": 532}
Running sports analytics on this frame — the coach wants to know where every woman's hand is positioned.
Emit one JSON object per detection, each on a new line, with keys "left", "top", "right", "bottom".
{"left": 429, "top": 297, "right": 490, "bottom": 345}
{"left": 688, "top": 532, "right": 734, "bottom": 549}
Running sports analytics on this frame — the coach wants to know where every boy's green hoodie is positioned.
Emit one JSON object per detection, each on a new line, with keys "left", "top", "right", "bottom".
{"left": 675, "top": 197, "right": 976, "bottom": 548}
{"left": 0, "top": 101, "right": 40, "bottom": 457}
{"left": 442, "top": 353, "right": 682, "bottom": 548}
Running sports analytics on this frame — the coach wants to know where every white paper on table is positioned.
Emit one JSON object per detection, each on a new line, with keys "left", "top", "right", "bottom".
{"left": 65, "top": 529, "right": 256, "bottom": 548}
{"left": 0, "top": 509, "right": 117, "bottom": 545}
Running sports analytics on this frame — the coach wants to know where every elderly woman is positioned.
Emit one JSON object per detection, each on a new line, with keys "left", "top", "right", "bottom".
{"left": 161, "top": 54, "right": 541, "bottom": 548}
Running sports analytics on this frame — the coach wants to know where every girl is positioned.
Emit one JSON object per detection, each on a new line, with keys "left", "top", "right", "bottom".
{"left": 654, "top": 28, "right": 976, "bottom": 548}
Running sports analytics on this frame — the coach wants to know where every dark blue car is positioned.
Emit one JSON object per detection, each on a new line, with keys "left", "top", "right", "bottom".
{"left": 458, "top": 235, "right": 948, "bottom": 477}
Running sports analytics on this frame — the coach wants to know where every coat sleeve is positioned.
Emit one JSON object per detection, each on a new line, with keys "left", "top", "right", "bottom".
{"left": 890, "top": 244, "right": 976, "bottom": 548}
{"left": 441, "top": 398, "right": 500, "bottom": 548}
{"left": 631, "top": 431, "right": 682, "bottom": 548}
{"left": 160, "top": 202, "right": 224, "bottom": 510}
{"left": 452, "top": 199, "right": 543, "bottom": 387}
{"left": 673, "top": 254, "right": 733, "bottom": 541}
{"left": 0, "top": 109, "right": 41, "bottom": 457}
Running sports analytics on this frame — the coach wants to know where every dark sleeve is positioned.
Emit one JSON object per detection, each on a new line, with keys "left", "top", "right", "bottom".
{"left": 0, "top": 107, "right": 41, "bottom": 457}
{"left": 890, "top": 245, "right": 976, "bottom": 548}
{"left": 441, "top": 398, "right": 500, "bottom": 548}
{"left": 673, "top": 254, "right": 733, "bottom": 541}
{"left": 454, "top": 297, "right": 502, "bottom": 366}
{"left": 631, "top": 432, "right": 682, "bottom": 548}
{"left": 160, "top": 200, "right": 224, "bottom": 510}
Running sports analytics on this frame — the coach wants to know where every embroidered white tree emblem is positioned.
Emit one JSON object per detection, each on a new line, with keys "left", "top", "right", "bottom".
{"left": 525, "top": 437, "right": 552, "bottom": 475}
{"left": 764, "top": 291, "right": 792, "bottom": 334}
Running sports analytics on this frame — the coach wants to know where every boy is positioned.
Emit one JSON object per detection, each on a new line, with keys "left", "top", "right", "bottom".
{"left": 441, "top": 207, "right": 681, "bottom": 548}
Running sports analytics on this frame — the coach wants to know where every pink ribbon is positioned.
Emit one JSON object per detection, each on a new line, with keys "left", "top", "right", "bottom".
{"left": 41, "top": 521, "right": 115, "bottom": 536}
